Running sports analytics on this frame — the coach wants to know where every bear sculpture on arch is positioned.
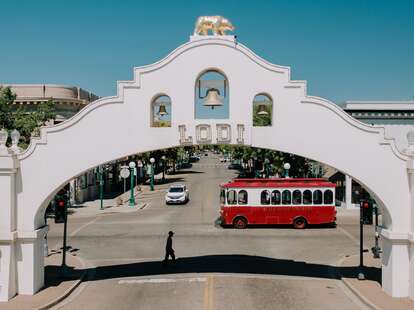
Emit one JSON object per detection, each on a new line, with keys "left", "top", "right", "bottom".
{"left": 193, "top": 16, "right": 235, "bottom": 36}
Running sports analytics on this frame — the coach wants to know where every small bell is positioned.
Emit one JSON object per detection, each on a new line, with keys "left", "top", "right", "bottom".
{"left": 257, "top": 104, "right": 269, "bottom": 116}
{"left": 203, "top": 88, "right": 223, "bottom": 109}
{"left": 157, "top": 104, "right": 168, "bottom": 116}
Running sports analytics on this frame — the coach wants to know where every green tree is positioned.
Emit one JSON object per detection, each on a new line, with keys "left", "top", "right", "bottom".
{"left": 0, "top": 86, "right": 56, "bottom": 148}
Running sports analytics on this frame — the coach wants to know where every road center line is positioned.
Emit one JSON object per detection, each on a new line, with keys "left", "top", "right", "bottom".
{"left": 69, "top": 217, "right": 98, "bottom": 237}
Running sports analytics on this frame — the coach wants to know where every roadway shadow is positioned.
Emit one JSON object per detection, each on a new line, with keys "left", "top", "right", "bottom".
{"left": 90, "top": 254, "right": 380, "bottom": 284}
{"left": 43, "top": 254, "right": 381, "bottom": 288}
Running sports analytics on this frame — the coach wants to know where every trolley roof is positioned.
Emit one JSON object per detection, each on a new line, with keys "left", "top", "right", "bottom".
{"left": 221, "top": 178, "right": 336, "bottom": 189}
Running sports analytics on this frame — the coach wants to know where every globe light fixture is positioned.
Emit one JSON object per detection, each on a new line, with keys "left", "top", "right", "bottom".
{"left": 128, "top": 161, "right": 137, "bottom": 207}
{"left": 283, "top": 163, "right": 291, "bottom": 178}
{"left": 150, "top": 157, "right": 156, "bottom": 164}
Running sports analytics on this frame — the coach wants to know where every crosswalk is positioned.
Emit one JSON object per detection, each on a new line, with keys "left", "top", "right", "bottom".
{"left": 192, "top": 163, "right": 229, "bottom": 168}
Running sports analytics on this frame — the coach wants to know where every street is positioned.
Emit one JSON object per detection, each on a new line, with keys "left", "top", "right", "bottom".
{"left": 49, "top": 153, "right": 378, "bottom": 310}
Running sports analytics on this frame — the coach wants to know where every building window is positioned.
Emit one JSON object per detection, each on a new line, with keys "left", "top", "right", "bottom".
{"left": 195, "top": 70, "right": 229, "bottom": 119}
{"left": 313, "top": 190, "right": 323, "bottom": 204}
{"left": 292, "top": 190, "right": 302, "bottom": 204}
{"left": 303, "top": 190, "right": 312, "bottom": 205}
{"left": 282, "top": 190, "right": 291, "bottom": 205}
{"left": 324, "top": 190, "right": 334, "bottom": 204}
{"left": 271, "top": 190, "right": 281, "bottom": 205}
{"left": 253, "top": 93, "right": 273, "bottom": 127}
{"left": 227, "top": 190, "right": 237, "bottom": 205}
{"left": 261, "top": 190, "right": 270, "bottom": 205}
{"left": 238, "top": 190, "right": 248, "bottom": 205}
{"left": 151, "top": 94, "right": 171, "bottom": 127}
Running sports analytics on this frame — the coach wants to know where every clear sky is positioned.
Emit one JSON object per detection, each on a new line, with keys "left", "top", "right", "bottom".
{"left": 1, "top": 0, "right": 413, "bottom": 104}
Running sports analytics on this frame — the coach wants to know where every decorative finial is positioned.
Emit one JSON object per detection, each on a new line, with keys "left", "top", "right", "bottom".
{"left": 0, "top": 128, "right": 9, "bottom": 155}
{"left": 193, "top": 16, "right": 235, "bottom": 36}
{"left": 406, "top": 129, "right": 414, "bottom": 156}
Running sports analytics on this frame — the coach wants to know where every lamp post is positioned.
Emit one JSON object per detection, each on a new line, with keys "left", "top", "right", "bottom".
{"left": 128, "top": 161, "right": 136, "bottom": 206}
{"left": 264, "top": 158, "right": 270, "bottom": 178}
{"left": 283, "top": 163, "right": 291, "bottom": 178}
{"left": 253, "top": 156, "right": 259, "bottom": 178}
{"left": 137, "top": 160, "right": 143, "bottom": 191}
{"left": 98, "top": 166, "right": 104, "bottom": 210}
{"left": 150, "top": 157, "right": 155, "bottom": 191}
{"left": 161, "top": 155, "right": 166, "bottom": 182}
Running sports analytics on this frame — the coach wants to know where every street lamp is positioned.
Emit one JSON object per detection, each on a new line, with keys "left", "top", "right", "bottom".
{"left": 137, "top": 160, "right": 143, "bottom": 190}
{"left": 0, "top": 128, "right": 8, "bottom": 155}
{"left": 161, "top": 155, "right": 166, "bottom": 182}
{"left": 128, "top": 161, "right": 136, "bottom": 206}
{"left": 98, "top": 166, "right": 104, "bottom": 210}
{"left": 150, "top": 157, "right": 155, "bottom": 191}
{"left": 283, "top": 163, "right": 291, "bottom": 178}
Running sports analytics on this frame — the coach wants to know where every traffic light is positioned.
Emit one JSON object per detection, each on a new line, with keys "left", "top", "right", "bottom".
{"left": 54, "top": 195, "right": 67, "bottom": 223}
{"left": 361, "top": 200, "right": 373, "bottom": 225}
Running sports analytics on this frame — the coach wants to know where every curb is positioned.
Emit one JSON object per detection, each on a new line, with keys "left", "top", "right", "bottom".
{"left": 36, "top": 254, "right": 88, "bottom": 310}
{"left": 336, "top": 255, "right": 381, "bottom": 310}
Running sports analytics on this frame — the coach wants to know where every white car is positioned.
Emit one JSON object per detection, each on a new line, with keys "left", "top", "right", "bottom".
{"left": 165, "top": 184, "right": 189, "bottom": 204}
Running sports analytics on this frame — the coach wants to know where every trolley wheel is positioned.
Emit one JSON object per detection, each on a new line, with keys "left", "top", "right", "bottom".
{"left": 293, "top": 217, "right": 307, "bottom": 229}
{"left": 233, "top": 217, "right": 247, "bottom": 229}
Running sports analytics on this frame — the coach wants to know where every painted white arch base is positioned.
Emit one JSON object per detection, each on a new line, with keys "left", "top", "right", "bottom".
{"left": 1, "top": 35, "right": 414, "bottom": 301}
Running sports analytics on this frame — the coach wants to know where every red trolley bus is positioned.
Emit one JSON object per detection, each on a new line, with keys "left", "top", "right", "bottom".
{"left": 219, "top": 178, "right": 336, "bottom": 229}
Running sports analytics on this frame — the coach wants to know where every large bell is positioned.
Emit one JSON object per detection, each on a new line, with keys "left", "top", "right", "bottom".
{"left": 157, "top": 104, "right": 168, "bottom": 116}
{"left": 257, "top": 104, "right": 269, "bottom": 116}
{"left": 203, "top": 88, "right": 223, "bottom": 109}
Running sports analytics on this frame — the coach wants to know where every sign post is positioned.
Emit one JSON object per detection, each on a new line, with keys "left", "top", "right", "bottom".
{"left": 120, "top": 165, "right": 130, "bottom": 193}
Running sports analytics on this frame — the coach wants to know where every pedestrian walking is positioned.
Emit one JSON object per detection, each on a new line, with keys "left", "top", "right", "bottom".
{"left": 163, "top": 231, "right": 175, "bottom": 266}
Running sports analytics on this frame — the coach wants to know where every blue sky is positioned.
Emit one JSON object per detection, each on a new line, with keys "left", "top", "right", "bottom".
{"left": 0, "top": 0, "right": 413, "bottom": 104}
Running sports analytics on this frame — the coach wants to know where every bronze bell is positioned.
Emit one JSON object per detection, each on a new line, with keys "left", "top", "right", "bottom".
{"left": 157, "top": 104, "right": 168, "bottom": 116}
{"left": 203, "top": 88, "right": 223, "bottom": 109}
{"left": 257, "top": 104, "right": 269, "bottom": 116}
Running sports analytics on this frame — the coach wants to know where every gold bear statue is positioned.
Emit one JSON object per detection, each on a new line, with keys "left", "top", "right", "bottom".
{"left": 193, "top": 16, "right": 235, "bottom": 36}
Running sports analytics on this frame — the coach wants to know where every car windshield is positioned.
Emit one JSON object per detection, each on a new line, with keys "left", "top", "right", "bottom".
{"left": 169, "top": 187, "right": 184, "bottom": 193}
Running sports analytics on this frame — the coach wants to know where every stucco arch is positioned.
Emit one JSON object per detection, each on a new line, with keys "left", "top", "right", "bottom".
{"left": 1, "top": 35, "right": 413, "bottom": 300}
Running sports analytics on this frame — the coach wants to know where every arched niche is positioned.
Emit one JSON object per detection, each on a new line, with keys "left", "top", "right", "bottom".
{"left": 194, "top": 69, "right": 229, "bottom": 119}
{"left": 253, "top": 93, "right": 273, "bottom": 127}
{"left": 151, "top": 94, "right": 171, "bottom": 127}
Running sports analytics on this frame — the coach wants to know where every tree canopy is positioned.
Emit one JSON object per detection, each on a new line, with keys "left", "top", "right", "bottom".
{"left": 0, "top": 86, "right": 56, "bottom": 148}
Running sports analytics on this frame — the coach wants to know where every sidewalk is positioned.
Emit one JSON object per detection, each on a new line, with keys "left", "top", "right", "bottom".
{"left": 339, "top": 253, "right": 414, "bottom": 309}
{"left": 69, "top": 172, "right": 178, "bottom": 218}
{"left": 0, "top": 251, "right": 85, "bottom": 310}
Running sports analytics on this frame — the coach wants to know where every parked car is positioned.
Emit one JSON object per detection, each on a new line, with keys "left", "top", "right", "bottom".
{"left": 165, "top": 184, "right": 189, "bottom": 204}
{"left": 228, "top": 163, "right": 242, "bottom": 170}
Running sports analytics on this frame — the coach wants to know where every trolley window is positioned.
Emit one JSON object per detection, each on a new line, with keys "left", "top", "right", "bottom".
{"left": 313, "top": 190, "right": 323, "bottom": 204}
{"left": 261, "top": 190, "right": 270, "bottom": 205}
{"left": 238, "top": 190, "right": 248, "bottom": 205}
{"left": 292, "top": 190, "right": 302, "bottom": 204}
{"left": 324, "top": 190, "right": 333, "bottom": 204}
{"left": 303, "top": 190, "right": 312, "bottom": 205}
{"left": 227, "top": 190, "right": 237, "bottom": 205}
{"left": 271, "top": 190, "right": 281, "bottom": 205}
{"left": 282, "top": 190, "right": 291, "bottom": 205}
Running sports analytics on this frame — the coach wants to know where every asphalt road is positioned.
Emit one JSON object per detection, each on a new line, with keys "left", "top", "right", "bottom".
{"left": 49, "top": 153, "right": 378, "bottom": 310}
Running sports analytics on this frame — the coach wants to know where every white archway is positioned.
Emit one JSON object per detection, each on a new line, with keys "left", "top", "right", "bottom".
{"left": 1, "top": 35, "right": 413, "bottom": 301}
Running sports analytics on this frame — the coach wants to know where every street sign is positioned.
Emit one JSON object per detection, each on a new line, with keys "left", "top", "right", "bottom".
{"left": 120, "top": 168, "right": 130, "bottom": 179}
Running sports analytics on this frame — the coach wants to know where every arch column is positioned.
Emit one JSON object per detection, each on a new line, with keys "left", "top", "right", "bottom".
{"left": 0, "top": 155, "right": 19, "bottom": 301}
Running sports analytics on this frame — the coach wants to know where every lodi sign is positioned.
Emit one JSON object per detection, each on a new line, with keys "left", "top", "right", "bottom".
{"left": 1, "top": 16, "right": 414, "bottom": 301}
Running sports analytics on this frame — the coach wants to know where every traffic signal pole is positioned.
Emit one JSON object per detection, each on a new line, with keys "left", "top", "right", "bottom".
{"left": 61, "top": 198, "right": 68, "bottom": 276}
{"left": 358, "top": 200, "right": 365, "bottom": 280}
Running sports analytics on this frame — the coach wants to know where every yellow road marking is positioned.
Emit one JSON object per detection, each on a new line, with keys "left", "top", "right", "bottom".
{"left": 203, "top": 275, "right": 214, "bottom": 310}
